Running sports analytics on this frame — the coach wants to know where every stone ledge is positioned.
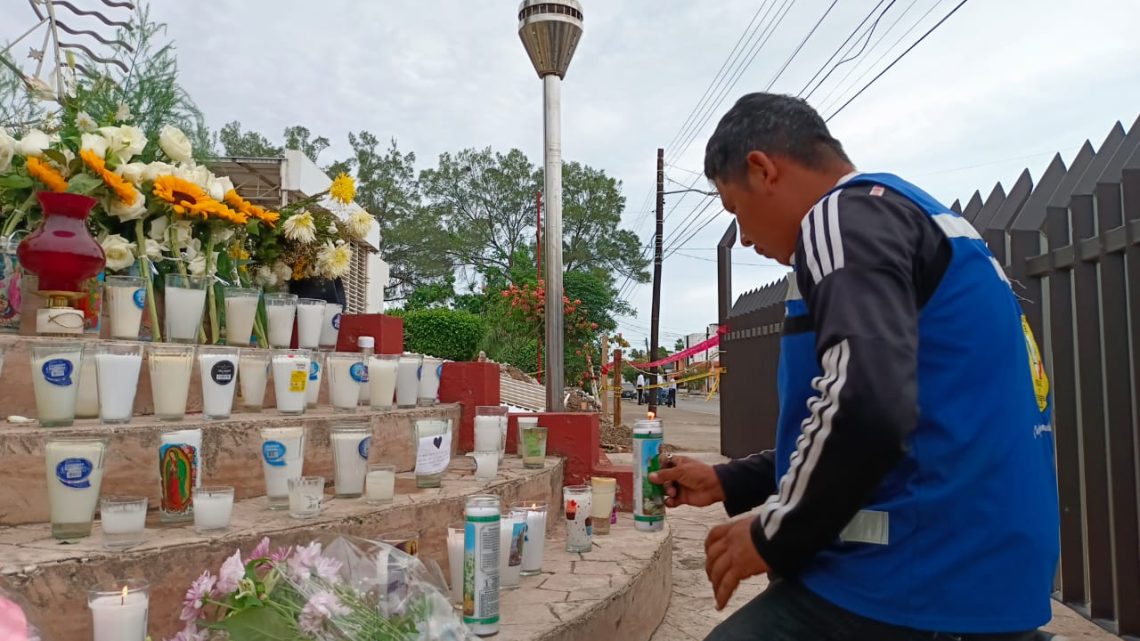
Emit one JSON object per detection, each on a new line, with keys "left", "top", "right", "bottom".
{"left": 0, "top": 404, "right": 461, "bottom": 525}
{"left": 499, "top": 516, "right": 673, "bottom": 641}
{"left": 0, "top": 457, "right": 563, "bottom": 640}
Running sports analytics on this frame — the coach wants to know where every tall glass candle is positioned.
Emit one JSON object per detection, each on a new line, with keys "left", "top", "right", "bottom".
{"left": 238, "top": 348, "right": 270, "bottom": 411}
{"left": 590, "top": 477, "right": 617, "bottom": 535}
{"left": 365, "top": 464, "right": 395, "bottom": 504}
{"left": 633, "top": 418, "right": 666, "bottom": 532}
{"left": 327, "top": 351, "right": 364, "bottom": 412}
{"left": 75, "top": 345, "right": 100, "bottom": 419}
{"left": 367, "top": 353, "right": 398, "bottom": 410}
{"left": 264, "top": 293, "right": 297, "bottom": 348}
{"left": 192, "top": 486, "right": 234, "bottom": 534}
{"left": 499, "top": 508, "right": 527, "bottom": 590}
{"left": 513, "top": 501, "right": 547, "bottom": 575}
{"left": 463, "top": 495, "right": 500, "bottom": 636}
{"left": 474, "top": 406, "right": 506, "bottom": 453}
{"left": 331, "top": 423, "right": 370, "bottom": 497}
{"left": 521, "top": 426, "right": 548, "bottom": 469}
{"left": 319, "top": 303, "right": 342, "bottom": 349}
{"left": 305, "top": 351, "right": 324, "bottom": 408}
{"left": 261, "top": 426, "right": 305, "bottom": 509}
{"left": 30, "top": 339, "right": 84, "bottom": 427}
{"left": 564, "top": 485, "right": 593, "bottom": 553}
{"left": 164, "top": 274, "right": 207, "bottom": 344}
{"left": 447, "top": 522, "right": 464, "bottom": 604}
{"left": 95, "top": 341, "right": 143, "bottom": 424}
{"left": 159, "top": 428, "right": 201, "bottom": 523}
{"left": 414, "top": 418, "right": 451, "bottom": 488}
{"left": 395, "top": 353, "right": 422, "bottom": 408}
{"left": 147, "top": 344, "right": 195, "bottom": 421}
{"left": 516, "top": 416, "right": 538, "bottom": 457}
{"left": 45, "top": 437, "right": 107, "bottom": 540}
{"left": 100, "top": 496, "right": 147, "bottom": 550}
{"left": 199, "top": 346, "right": 239, "bottom": 419}
{"left": 418, "top": 356, "right": 443, "bottom": 406}
{"left": 271, "top": 349, "right": 310, "bottom": 415}
{"left": 105, "top": 274, "right": 145, "bottom": 340}
{"left": 295, "top": 298, "right": 326, "bottom": 349}
{"left": 88, "top": 579, "right": 148, "bottom": 641}
{"left": 223, "top": 287, "right": 260, "bottom": 347}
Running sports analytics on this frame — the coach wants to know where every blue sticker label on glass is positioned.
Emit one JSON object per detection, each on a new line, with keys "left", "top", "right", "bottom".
{"left": 358, "top": 436, "right": 371, "bottom": 460}
{"left": 132, "top": 288, "right": 146, "bottom": 310}
{"left": 309, "top": 360, "right": 320, "bottom": 381}
{"left": 350, "top": 362, "right": 367, "bottom": 383}
{"left": 262, "top": 440, "right": 287, "bottom": 467}
{"left": 436, "top": 362, "right": 443, "bottom": 378}
{"left": 331, "top": 313, "right": 342, "bottom": 330}
{"left": 56, "top": 457, "right": 93, "bottom": 489}
{"left": 41, "top": 358, "right": 74, "bottom": 387}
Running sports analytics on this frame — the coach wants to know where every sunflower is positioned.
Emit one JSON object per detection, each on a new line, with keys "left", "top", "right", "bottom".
{"left": 224, "top": 189, "right": 280, "bottom": 226}
{"left": 329, "top": 172, "right": 355, "bottom": 204}
{"left": 25, "top": 157, "right": 68, "bottom": 192}
{"left": 80, "top": 148, "right": 137, "bottom": 204}
{"left": 153, "top": 175, "right": 215, "bottom": 219}
{"left": 203, "top": 199, "right": 248, "bottom": 225}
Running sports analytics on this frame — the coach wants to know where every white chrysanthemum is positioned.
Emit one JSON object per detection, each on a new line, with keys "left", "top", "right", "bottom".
{"left": 345, "top": 210, "right": 374, "bottom": 239}
{"left": 283, "top": 210, "right": 317, "bottom": 244}
{"left": 114, "top": 102, "right": 133, "bottom": 123}
{"left": 76, "top": 111, "right": 97, "bottom": 133}
{"left": 317, "top": 241, "right": 353, "bottom": 279}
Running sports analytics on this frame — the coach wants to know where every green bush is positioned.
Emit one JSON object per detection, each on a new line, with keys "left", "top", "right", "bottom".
{"left": 392, "top": 308, "right": 486, "bottom": 361}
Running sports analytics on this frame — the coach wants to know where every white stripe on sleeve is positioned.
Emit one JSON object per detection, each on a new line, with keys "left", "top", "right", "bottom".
{"left": 800, "top": 201, "right": 825, "bottom": 284}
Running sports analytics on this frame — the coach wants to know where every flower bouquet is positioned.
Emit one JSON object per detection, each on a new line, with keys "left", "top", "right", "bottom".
{"left": 171, "top": 535, "right": 474, "bottom": 641}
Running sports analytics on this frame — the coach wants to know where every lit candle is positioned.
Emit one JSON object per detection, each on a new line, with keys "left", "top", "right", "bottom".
{"left": 100, "top": 496, "right": 147, "bottom": 551}
{"left": 516, "top": 502, "right": 547, "bottom": 575}
{"left": 88, "top": 580, "right": 149, "bottom": 641}
{"left": 192, "top": 487, "right": 234, "bottom": 534}
{"left": 365, "top": 464, "right": 396, "bottom": 504}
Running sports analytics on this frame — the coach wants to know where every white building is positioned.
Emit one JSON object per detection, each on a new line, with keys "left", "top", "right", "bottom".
{"left": 686, "top": 323, "right": 721, "bottom": 365}
{"left": 210, "top": 150, "right": 389, "bottom": 314}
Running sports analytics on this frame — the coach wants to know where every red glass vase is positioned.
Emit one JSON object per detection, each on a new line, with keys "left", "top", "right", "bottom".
{"left": 17, "top": 192, "right": 106, "bottom": 295}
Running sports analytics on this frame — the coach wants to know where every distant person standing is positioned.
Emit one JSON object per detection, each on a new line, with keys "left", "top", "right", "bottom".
{"left": 636, "top": 372, "right": 646, "bottom": 405}
{"left": 668, "top": 377, "right": 678, "bottom": 407}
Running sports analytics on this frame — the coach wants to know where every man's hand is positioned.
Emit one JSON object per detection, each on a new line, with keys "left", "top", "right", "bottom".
{"left": 649, "top": 454, "right": 725, "bottom": 508}
{"left": 705, "top": 517, "right": 769, "bottom": 610}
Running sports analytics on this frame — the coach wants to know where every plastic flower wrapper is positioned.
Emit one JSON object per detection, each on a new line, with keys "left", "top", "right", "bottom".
{"left": 0, "top": 586, "right": 43, "bottom": 641}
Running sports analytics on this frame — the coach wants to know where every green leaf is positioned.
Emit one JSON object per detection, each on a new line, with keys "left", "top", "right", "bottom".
{"left": 43, "top": 149, "right": 69, "bottom": 167}
{"left": 0, "top": 175, "right": 33, "bottom": 189}
{"left": 209, "top": 605, "right": 295, "bottom": 641}
{"left": 66, "top": 173, "right": 103, "bottom": 195}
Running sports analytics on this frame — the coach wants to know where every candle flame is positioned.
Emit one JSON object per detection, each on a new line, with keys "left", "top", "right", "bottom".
{"left": 121, "top": 585, "right": 128, "bottom": 604}
{"left": 647, "top": 411, "right": 655, "bottom": 420}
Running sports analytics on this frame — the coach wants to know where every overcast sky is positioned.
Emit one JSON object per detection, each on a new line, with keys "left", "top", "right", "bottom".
{"left": 5, "top": 0, "right": 1140, "bottom": 349}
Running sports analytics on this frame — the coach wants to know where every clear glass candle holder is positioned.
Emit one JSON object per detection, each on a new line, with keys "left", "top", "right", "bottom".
{"left": 512, "top": 501, "right": 548, "bottom": 576}
{"left": 472, "top": 450, "right": 499, "bottom": 481}
{"left": 223, "top": 287, "right": 260, "bottom": 347}
{"left": 238, "top": 348, "right": 271, "bottom": 411}
{"left": 327, "top": 351, "right": 364, "bottom": 412}
{"left": 564, "top": 484, "right": 593, "bottom": 553}
{"left": 164, "top": 273, "right": 207, "bottom": 344}
{"left": 590, "top": 477, "right": 617, "bottom": 536}
{"left": 30, "top": 339, "right": 85, "bottom": 427}
{"left": 521, "top": 426, "right": 548, "bottom": 469}
{"left": 88, "top": 579, "right": 149, "bottom": 641}
{"left": 368, "top": 353, "right": 398, "bottom": 410}
{"left": 474, "top": 406, "right": 507, "bottom": 455}
{"left": 147, "top": 344, "right": 195, "bottom": 421}
{"left": 295, "top": 298, "right": 326, "bottom": 349}
{"left": 261, "top": 426, "right": 306, "bottom": 510}
{"left": 319, "top": 303, "right": 343, "bottom": 349}
{"left": 95, "top": 341, "right": 143, "bottom": 425}
{"left": 199, "top": 345, "right": 239, "bottom": 420}
{"left": 288, "top": 475, "right": 325, "bottom": 519}
{"left": 193, "top": 486, "right": 234, "bottom": 534}
{"left": 365, "top": 464, "right": 396, "bottom": 504}
{"left": 264, "top": 293, "right": 298, "bottom": 348}
{"left": 46, "top": 436, "right": 108, "bottom": 540}
{"left": 271, "top": 349, "right": 311, "bottom": 415}
{"left": 395, "top": 352, "right": 422, "bottom": 408}
{"left": 414, "top": 418, "right": 451, "bottom": 488}
{"left": 105, "top": 274, "right": 145, "bottom": 340}
{"left": 100, "top": 496, "right": 147, "bottom": 550}
{"left": 516, "top": 416, "right": 538, "bottom": 457}
{"left": 331, "top": 423, "right": 371, "bottom": 498}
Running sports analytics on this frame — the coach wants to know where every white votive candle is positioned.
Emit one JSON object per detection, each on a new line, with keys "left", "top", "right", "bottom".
{"left": 499, "top": 510, "right": 526, "bottom": 589}
{"left": 395, "top": 353, "right": 421, "bottom": 408}
{"left": 100, "top": 496, "right": 147, "bottom": 550}
{"left": 365, "top": 464, "right": 396, "bottom": 504}
{"left": 88, "top": 580, "right": 149, "bottom": 641}
{"left": 331, "top": 424, "right": 370, "bottom": 497}
{"left": 473, "top": 416, "right": 502, "bottom": 452}
{"left": 193, "top": 487, "right": 234, "bottom": 533}
{"left": 516, "top": 501, "right": 548, "bottom": 575}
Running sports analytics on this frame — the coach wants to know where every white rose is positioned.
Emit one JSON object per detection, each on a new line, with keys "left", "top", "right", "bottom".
{"left": 100, "top": 234, "right": 137, "bottom": 272}
{"left": 178, "top": 164, "right": 212, "bottom": 190}
{"left": 0, "top": 128, "right": 14, "bottom": 172}
{"left": 80, "top": 133, "right": 109, "bottom": 159}
{"left": 158, "top": 125, "right": 193, "bottom": 163}
{"left": 144, "top": 238, "right": 165, "bottom": 260}
{"left": 106, "top": 190, "right": 147, "bottom": 222}
{"left": 142, "top": 161, "right": 174, "bottom": 182}
{"left": 148, "top": 216, "right": 170, "bottom": 242}
{"left": 169, "top": 222, "right": 195, "bottom": 248}
{"left": 99, "top": 125, "right": 147, "bottom": 162}
{"left": 15, "top": 129, "right": 51, "bottom": 157}
{"left": 118, "top": 162, "right": 148, "bottom": 185}
{"left": 187, "top": 254, "right": 207, "bottom": 277}
{"left": 208, "top": 175, "right": 234, "bottom": 201}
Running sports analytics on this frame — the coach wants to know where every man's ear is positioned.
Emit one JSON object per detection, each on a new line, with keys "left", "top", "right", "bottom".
{"left": 746, "top": 150, "right": 778, "bottom": 193}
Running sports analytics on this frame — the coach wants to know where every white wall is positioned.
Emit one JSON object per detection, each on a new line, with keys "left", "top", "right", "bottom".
{"left": 367, "top": 255, "right": 388, "bottom": 313}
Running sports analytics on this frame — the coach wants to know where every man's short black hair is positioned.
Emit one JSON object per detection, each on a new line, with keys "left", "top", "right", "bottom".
{"left": 704, "top": 93, "right": 849, "bottom": 183}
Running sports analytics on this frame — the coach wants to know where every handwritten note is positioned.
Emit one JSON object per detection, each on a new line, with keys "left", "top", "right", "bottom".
{"left": 415, "top": 431, "right": 452, "bottom": 476}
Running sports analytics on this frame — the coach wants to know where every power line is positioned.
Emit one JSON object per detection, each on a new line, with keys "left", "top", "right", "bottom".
{"left": 803, "top": 0, "right": 898, "bottom": 100}
{"left": 762, "top": 0, "right": 840, "bottom": 92}
{"left": 796, "top": 0, "right": 887, "bottom": 97}
{"left": 825, "top": 0, "right": 970, "bottom": 122}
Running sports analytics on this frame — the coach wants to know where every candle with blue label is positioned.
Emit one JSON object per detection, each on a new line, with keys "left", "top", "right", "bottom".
{"left": 330, "top": 423, "right": 370, "bottom": 497}
{"left": 259, "top": 426, "right": 305, "bottom": 509}
{"left": 30, "top": 340, "right": 84, "bottom": 427}
{"left": 327, "top": 351, "right": 364, "bottom": 412}
{"left": 105, "top": 275, "right": 145, "bottom": 340}
{"left": 45, "top": 437, "right": 108, "bottom": 540}
{"left": 305, "top": 351, "right": 324, "bottom": 408}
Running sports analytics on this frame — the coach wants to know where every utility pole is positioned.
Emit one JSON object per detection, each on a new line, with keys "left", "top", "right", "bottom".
{"left": 599, "top": 333, "right": 609, "bottom": 415}
{"left": 536, "top": 190, "right": 543, "bottom": 383}
{"left": 648, "top": 147, "right": 664, "bottom": 414}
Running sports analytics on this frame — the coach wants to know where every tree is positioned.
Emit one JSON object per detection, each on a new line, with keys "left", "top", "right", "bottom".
{"left": 216, "top": 120, "right": 283, "bottom": 157}
{"left": 334, "top": 132, "right": 452, "bottom": 301}
{"left": 557, "top": 161, "right": 650, "bottom": 284}
{"left": 674, "top": 338, "right": 686, "bottom": 352}
{"left": 283, "top": 125, "right": 329, "bottom": 164}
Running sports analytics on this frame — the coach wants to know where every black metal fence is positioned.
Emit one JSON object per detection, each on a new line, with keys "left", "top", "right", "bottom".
{"left": 716, "top": 118, "right": 1140, "bottom": 638}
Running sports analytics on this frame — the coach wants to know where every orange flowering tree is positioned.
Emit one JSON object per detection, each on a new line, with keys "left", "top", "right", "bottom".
{"left": 497, "top": 278, "right": 604, "bottom": 388}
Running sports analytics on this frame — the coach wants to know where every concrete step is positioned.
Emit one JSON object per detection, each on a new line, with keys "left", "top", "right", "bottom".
{"left": 1, "top": 457, "right": 564, "bottom": 640}
{"left": 0, "top": 405, "right": 462, "bottom": 525}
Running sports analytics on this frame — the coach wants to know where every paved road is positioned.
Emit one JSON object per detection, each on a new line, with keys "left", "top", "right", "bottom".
{"left": 622, "top": 397, "right": 722, "bottom": 452}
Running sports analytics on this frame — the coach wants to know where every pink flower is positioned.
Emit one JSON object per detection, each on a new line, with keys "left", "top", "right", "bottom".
{"left": 249, "top": 537, "right": 270, "bottom": 560}
{"left": 216, "top": 550, "right": 245, "bottom": 594}
{"left": 313, "top": 555, "right": 342, "bottom": 584}
{"left": 270, "top": 545, "right": 293, "bottom": 563}
{"left": 298, "top": 591, "right": 349, "bottom": 635}
{"left": 166, "top": 624, "right": 209, "bottom": 641}
{"left": 179, "top": 571, "right": 216, "bottom": 623}
{"left": 287, "top": 542, "right": 322, "bottom": 577}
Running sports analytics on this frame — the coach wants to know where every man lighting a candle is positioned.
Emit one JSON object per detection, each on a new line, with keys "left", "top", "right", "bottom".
{"left": 650, "top": 93, "right": 1059, "bottom": 640}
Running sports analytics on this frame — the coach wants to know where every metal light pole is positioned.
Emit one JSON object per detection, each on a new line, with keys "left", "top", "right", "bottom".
{"left": 518, "top": 0, "right": 584, "bottom": 411}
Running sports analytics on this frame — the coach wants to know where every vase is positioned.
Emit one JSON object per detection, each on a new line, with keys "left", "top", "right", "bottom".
{"left": 16, "top": 193, "right": 105, "bottom": 297}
